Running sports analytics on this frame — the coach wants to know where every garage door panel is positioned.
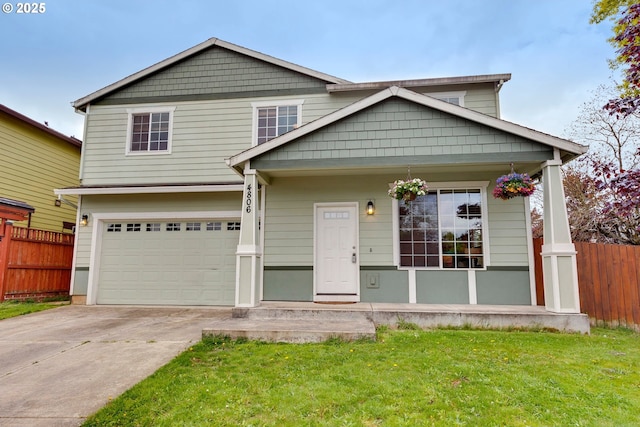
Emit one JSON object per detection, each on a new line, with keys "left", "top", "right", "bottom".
{"left": 97, "top": 220, "right": 239, "bottom": 306}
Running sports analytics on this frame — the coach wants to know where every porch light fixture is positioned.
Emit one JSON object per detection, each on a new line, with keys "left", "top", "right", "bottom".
{"left": 80, "top": 214, "right": 89, "bottom": 227}
{"left": 366, "top": 200, "right": 375, "bottom": 215}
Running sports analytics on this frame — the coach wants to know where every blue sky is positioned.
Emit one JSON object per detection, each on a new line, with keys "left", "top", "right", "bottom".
{"left": 0, "top": 0, "right": 615, "bottom": 141}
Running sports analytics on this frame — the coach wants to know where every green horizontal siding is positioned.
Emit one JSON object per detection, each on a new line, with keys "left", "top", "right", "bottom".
{"left": 82, "top": 94, "right": 363, "bottom": 186}
{"left": 416, "top": 271, "right": 469, "bottom": 304}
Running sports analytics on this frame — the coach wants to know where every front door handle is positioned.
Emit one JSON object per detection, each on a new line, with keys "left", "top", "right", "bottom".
{"left": 352, "top": 253, "right": 357, "bottom": 263}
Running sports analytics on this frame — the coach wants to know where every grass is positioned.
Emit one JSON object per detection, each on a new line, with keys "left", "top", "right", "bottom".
{"left": 82, "top": 327, "right": 640, "bottom": 426}
{"left": 0, "top": 299, "right": 66, "bottom": 320}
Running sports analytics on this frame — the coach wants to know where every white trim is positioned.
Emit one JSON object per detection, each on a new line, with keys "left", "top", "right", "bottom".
{"left": 68, "top": 195, "right": 82, "bottom": 297}
{"left": 54, "top": 184, "right": 244, "bottom": 196}
{"left": 125, "top": 106, "right": 176, "bottom": 156}
{"left": 85, "top": 210, "right": 242, "bottom": 305}
{"left": 313, "top": 202, "right": 360, "bottom": 301}
{"left": 408, "top": 269, "right": 417, "bottom": 303}
{"left": 78, "top": 105, "right": 89, "bottom": 180}
{"left": 425, "top": 90, "right": 467, "bottom": 107}
{"left": 467, "top": 270, "right": 477, "bottom": 304}
{"left": 259, "top": 185, "right": 266, "bottom": 301}
{"left": 392, "top": 181, "right": 490, "bottom": 271}
{"left": 251, "top": 99, "right": 304, "bottom": 147}
{"left": 524, "top": 197, "right": 537, "bottom": 305}
{"left": 91, "top": 211, "right": 242, "bottom": 221}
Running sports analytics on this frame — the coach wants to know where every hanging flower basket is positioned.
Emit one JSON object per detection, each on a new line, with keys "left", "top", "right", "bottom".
{"left": 492, "top": 171, "right": 536, "bottom": 200}
{"left": 388, "top": 178, "right": 429, "bottom": 202}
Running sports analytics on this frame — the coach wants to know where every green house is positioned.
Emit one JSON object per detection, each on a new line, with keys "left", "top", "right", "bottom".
{"left": 58, "top": 38, "right": 585, "bottom": 313}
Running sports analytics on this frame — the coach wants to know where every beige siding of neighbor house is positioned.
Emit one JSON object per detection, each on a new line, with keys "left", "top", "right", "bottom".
{"left": 0, "top": 112, "right": 80, "bottom": 231}
{"left": 263, "top": 174, "right": 530, "bottom": 268}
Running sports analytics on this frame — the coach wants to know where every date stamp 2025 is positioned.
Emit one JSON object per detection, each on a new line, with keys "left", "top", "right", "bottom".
{"left": 2, "top": 2, "right": 46, "bottom": 14}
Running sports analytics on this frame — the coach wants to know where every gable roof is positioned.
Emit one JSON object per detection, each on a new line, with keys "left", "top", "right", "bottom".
{"left": 226, "top": 86, "right": 587, "bottom": 173}
{"left": 73, "top": 38, "right": 352, "bottom": 112}
{"left": 0, "top": 104, "right": 82, "bottom": 148}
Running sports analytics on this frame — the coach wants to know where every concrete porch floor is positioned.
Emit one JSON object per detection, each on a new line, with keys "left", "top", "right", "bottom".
{"left": 202, "top": 302, "right": 590, "bottom": 343}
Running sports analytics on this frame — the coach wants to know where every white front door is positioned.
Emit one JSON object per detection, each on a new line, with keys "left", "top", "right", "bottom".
{"left": 315, "top": 204, "right": 359, "bottom": 301}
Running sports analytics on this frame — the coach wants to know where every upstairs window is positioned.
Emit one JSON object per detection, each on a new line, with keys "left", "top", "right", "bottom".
{"left": 126, "top": 107, "right": 175, "bottom": 154}
{"left": 425, "top": 91, "right": 466, "bottom": 107}
{"left": 252, "top": 100, "right": 303, "bottom": 145}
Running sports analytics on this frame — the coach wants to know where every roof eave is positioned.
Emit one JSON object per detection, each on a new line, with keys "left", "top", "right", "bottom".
{"left": 326, "top": 73, "right": 512, "bottom": 93}
{"left": 0, "top": 104, "right": 82, "bottom": 148}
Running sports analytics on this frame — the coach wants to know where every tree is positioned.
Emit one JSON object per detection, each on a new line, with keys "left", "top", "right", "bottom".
{"left": 567, "top": 84, "right": 640, "bottom": 171}
{"left": 591, "top": 1, "right": 640, "bottom": 116}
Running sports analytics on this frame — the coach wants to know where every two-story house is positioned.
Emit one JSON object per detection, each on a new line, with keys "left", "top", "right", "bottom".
{"left": 57, "top": 38, "right": 585, "bottom": 314}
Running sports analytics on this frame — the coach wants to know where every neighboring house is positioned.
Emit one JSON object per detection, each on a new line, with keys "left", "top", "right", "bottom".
{"left": 0, "top": 104, "right": 82, "bottom": 232}
{"left": 57, "top": 38, "right": 586, "bottom": 314}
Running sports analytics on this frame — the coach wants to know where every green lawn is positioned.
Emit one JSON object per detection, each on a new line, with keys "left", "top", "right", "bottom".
{"left": 0, "top": 300, "right": 64, "bottom": 320}
{"left": 83, "top": 327, "right": 640, "bottom": 427}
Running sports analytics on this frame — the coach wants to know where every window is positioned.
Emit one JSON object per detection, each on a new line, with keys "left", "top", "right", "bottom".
{"left": 126, "top": 223, "right": 141, "bottom": 232}
{"left": 186, "top": 222, "right": 201, "bottom": 231}
{"left": 227, "top": 221, "right": 241, "bottom": 231}
{"left": 206, "top": 222, "right": 222, "bottom": 231}
{"left": 166, "top": 222, "right": 181, "bottom": 231}
{"left": 398, "top": 188, "right": 484, "bottom": 269}
{"left": 126, "top": 107, "right": 175, "bottom": 154}
{"left": 425, "top": 91, "right": 466, "bottom": 107}
{"left": 146, "top": 223, "right": 161, "bottom": 232}
{"left": 252, "top": 100, "right": 303, "bottom": 145}
{"left": 107, "top": 223, "right": 122, "bottom": 232}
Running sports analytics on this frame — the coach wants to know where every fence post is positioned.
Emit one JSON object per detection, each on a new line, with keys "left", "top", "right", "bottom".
{"left": 0, "top": 220, "right": 14, "bottom": 302}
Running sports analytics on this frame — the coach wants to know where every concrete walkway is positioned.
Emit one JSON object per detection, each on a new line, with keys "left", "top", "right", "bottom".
{"left": 0, "top": 305, "right": 231, "bottom": 427}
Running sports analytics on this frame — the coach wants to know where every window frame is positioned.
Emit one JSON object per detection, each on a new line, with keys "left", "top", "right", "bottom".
{"left": 251, "top": 99, "right": 304, "bottom": 146}
{"left": 424, "top": 91, "right": 467, "bottom": 107}
{"left": 125, "top": 106, "right": 176, "bottom": 155}
{"left": 392, "top": 181, "right": 490, "bottom": 270}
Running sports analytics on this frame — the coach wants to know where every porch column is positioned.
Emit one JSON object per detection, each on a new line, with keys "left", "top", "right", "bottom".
{"left": 541, "top": 153, "right": 580, "bottom": 313}
{"left": 235, "top": 168, "right": 262, "bottom": 307}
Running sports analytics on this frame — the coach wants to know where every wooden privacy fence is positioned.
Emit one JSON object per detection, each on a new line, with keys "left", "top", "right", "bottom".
{"left": 533, "top": 238, "right": 640, "bottom": 330}
{"left": 0, "top": 223, "right": 74, "bottom": 301}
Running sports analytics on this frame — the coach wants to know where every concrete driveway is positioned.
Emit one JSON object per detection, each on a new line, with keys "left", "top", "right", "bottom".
{"left": 0, "top": 304, "right": 231, "bottom": 427}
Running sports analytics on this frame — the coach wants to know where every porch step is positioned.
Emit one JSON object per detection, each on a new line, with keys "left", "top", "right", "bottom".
{"left": 202, "top": 318, "right": 376, "bottom": 343}
{"left": 232, "top": 302, "right": 373, "bottom": 322}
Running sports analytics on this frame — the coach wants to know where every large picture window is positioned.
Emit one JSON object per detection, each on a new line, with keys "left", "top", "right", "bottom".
{"left": 398, "top": 188, "right": 484, "bottom": 269}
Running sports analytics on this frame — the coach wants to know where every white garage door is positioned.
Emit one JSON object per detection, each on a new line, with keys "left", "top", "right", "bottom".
{"left": 97, "top": 220, "right": 240, "bottom": 305}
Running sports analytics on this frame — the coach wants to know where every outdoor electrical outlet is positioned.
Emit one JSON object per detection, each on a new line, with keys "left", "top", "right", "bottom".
{"left": 366, "top": 273, "right": 379, "bottom": 289}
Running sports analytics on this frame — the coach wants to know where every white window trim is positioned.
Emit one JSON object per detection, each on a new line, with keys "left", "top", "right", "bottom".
{"left": 250, "top": 99, "right": 304, "bottom": 147}
{"left": 125, "top": 106, "right": 176, "bottom": 156}
{"left": 392, "top": 180, "right": 490, "bottom": 271}
{"left": 425, "top": 91, "right": 467, "bottom": 107}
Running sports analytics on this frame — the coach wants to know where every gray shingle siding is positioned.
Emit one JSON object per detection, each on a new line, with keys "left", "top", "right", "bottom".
{"left": 256, "top": 98, "right": 552, "bottom": 164}
{"left": 97, "top": 46, "right": 328, "bottom": 104}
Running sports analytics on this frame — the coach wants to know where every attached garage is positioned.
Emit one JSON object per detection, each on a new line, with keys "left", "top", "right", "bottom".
{"left": 96, "top": 219, "right": 240, "bottom": 306}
